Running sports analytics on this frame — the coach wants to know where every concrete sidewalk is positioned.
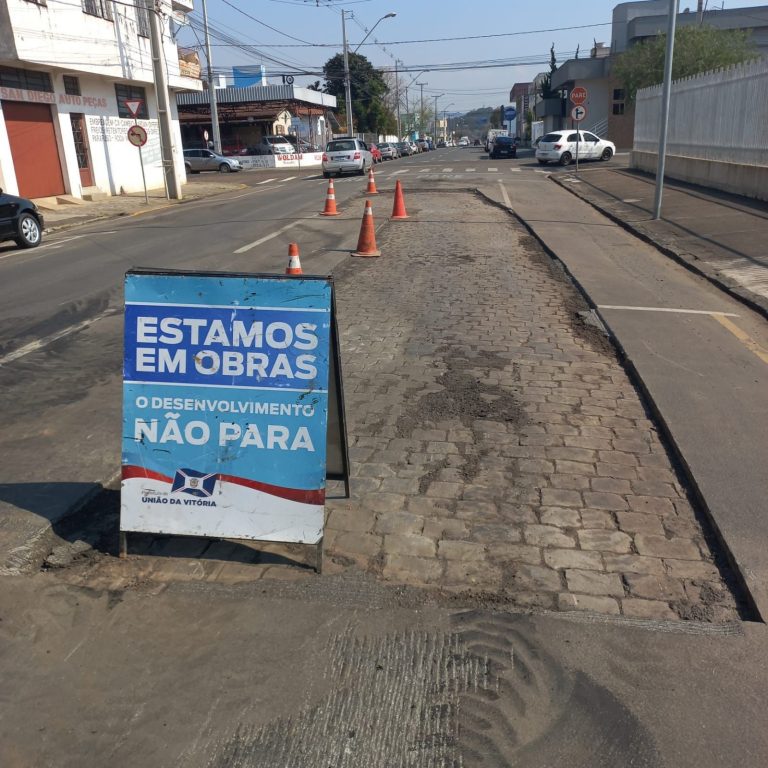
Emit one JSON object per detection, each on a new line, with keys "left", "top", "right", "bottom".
{"left": 552, "top": 167, "right": 768, "bottom": 317}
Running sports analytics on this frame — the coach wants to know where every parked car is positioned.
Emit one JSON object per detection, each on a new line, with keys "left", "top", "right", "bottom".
{"left": 397, "top": 141, "right": 414, "bottom": 156}
{"left": 416, "top": 138, "right": 429, "bottom": 152}
{"left": 427, "top": 140, "right": 435, "bottom": 151}
{"left": 183, "top": 149, "right": 242, "bottom": 173}
{"left": 489, "top": 135, "right": 517, "bottom": 159}
{"left": 535, "top": 130, "right": 615, "bottom": 166}
{"left": 437, "top": 140, "right": 447, "bottom": 148}
{"left": 458, "top": 137, "right": 470, "bottom": 147}
{"left": 378, "top": 142, "right": 399, "bottom": 160}
{"left": 409, "top": 141, "right": 420, "bottom": 154}
{"left": 322, "top": 138, "right": 374, "bottom": 177}
{"left": 369, "top": 143, "right": 383, "bottom": 164}
{"left": 249, "top": 135, "right": 296, "bottom": 155}
{"left": 0, "top": 188, "right": 44, "bottom": 249}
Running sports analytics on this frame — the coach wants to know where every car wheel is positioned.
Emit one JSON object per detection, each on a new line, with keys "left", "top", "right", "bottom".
{"left": 559, "top": 152, "right": 572, "bottom": 166}
{"left": 219, "top": 163, "right": 232, "bottom": 173}
{"left": 322, "top": 172, "right": 330, "bottom": 178}
{"left": 15, "top": 212, "right": 42, "bottom": 249}
{"left": 601, "top": 147, "right": 614, "bottom": 161}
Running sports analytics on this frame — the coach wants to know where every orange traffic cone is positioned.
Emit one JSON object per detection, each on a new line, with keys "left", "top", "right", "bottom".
{"left": 365, "top": 166, "right": 378, "bottom": 195}
{"left": 391, "top": 179, "right": 409, "bottom": 220}
{"left": 286, "top": 242, "right": 303, "bottom": 275}
{"left": 321, "top": 177, "right": 340, "bottom": 216}
{"left": 352, "top": 200, "right": 381, "bottom": 258}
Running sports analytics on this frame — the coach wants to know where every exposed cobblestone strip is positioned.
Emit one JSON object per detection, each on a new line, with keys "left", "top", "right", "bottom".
{"left": 325, "top": 191, "right": 741, "bottom": 622}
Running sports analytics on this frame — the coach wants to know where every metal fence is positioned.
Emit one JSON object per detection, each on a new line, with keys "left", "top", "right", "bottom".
{"left": 634, "top": 58, "right": 768, "bottom": 166}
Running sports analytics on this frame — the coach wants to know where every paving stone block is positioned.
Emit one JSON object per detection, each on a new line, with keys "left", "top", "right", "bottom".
{"left": 524, "top": 525, "right": 577, "bottom": 548}
{"left": 443, "top": 560, "right": 503, "bottom": 590}
{"left": 628, "top": 496, "right": 676, "bottom": 516}
{"left": 583, "top": 491, "right": 628, "bottom": 511}
{"left": 663, "top": 559, "right": 720, "bottom": 580}
{"left": 540, "top": 506, "right": 581, "bottom": 528}
{"left": 544, "top": 549, "right": 603, "bottom": 571}
{"left": 438, "top": 539, "right": 487, "bottom": 561}
{"left": 517, "top": 458, "right": 555, "bottom": 474}
{"left": 620, "top": 598, "right": 677, "bottom": 620}
{"left": 616, "top": 511, "right": 665, "bottom": 536}
{"left": 378, "top": 478, "right": 423, "bottom": 495}
{"left": 557, "top": 593, "right": 621, "bottom": 615}
{"left": 497, "top": 503, "right": 538, "bottom": 524}
{"left": 362, "top": 493, "right": 408, "bottom": 514}
{"left": 597, "top": 451, "right": 638, "bottom": 466}
{"left": 566, "top": 569, "right": 625, "bottom": 597}
{"left": 486, "top": 543, "right": 543, "bottom": 565}
{"left": 591, "top": 476, "right": 633, "bottom": 495}
{"left": 547, "top": 447, "right": 597, "bottom": 463}
{"left": 635, "top": 535, "right": 701, "bottom": 561}
{"left": 469, "top": 523, "right": 522, "bottom": 543}
{"left": 549, "top": 474, "right": 591, "bottom": 491}
{"left": 426, "top": 481, "right": 464, "bottom": 499}
{"left": 331, "top": 532, "right": 382, "bottom": 559}
{"left": 454, "top": 500, "right": 500, "bottom": 520}
{"left": 578, "top": 529, "right": 633, "bottom": 553}
{"left": 624, "top": 573, "right": 686, "bottom": 601}
{"left": 383, "top": 554, "right": 443, "bottom": 584}
{"left": 508, "top": 564, "right": 562, "bottom": 592}
{"left": 541, "top": 488, "right": 583, "bottom": 508}
{"left": 603, "top": 554, "right": 666, "bottom": 575}
{"left": 373, "top": 512, "right": 425, "bottom": 536}
{"left": 423, "top": 518, "right": 470, "bottom": 540}
{"left": 327, "top": 507, "right": 376, "bottom": 533}
{"left": 661, "top": 517, "right": 701, "bottom": 539}
{"left": 383, "top": 533, "right": 437, "bottom": 558}
{"left": 407, "top": 497, "right": 454, "bottom": 516}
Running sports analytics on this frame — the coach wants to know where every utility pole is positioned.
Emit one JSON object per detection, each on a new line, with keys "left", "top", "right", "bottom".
{"left": 395, "top": 60, "right": 401, "bottom": 139}
{"left": 149, "top": 1, "right": 182, "bottom": 199}
{"left": 433, "top": 93, "right": 444, "bottom": 137}
{"left": 201, "top": 0, "right": 221, "bottom": 154}
{"left": 653, "top": 0, "right": 679, "bottom": 220}
{"left": 341, "top": 10, "right": 354, "bottom": 136}
{"left": 419, "top": 82, "right": 426, "bottom": 134}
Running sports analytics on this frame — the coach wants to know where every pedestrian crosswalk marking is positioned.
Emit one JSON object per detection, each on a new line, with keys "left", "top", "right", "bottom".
{"left": 443, "top": 168, "right": 453, "bottom": 172}
{"left": 488, "top": 167, "right": 498, "bottom": 172}
{"left": 466, "top": 168, "right": 475, "bottom": 172}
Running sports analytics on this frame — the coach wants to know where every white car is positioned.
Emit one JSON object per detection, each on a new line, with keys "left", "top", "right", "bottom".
{"left": 535, "top": 130, "right": 615, "bottom": 166}
{"left": 458, "top": 137, "right": 469, "bottom": 147}
{"left": 322, "top": 138, "right": 374, "bottom": 178}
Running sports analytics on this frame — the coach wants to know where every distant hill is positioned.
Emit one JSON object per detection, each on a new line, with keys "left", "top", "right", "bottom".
{"left": 449, "top": 107, "right": 502, "bottom": 139}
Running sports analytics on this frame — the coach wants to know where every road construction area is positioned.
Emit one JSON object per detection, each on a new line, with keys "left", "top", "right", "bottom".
{"left": 1, "top": 147, "right": 767, "bottom": 766}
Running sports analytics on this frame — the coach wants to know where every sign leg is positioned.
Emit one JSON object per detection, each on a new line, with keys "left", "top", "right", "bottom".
{"left": 119, "top": 531, "right": 128, "bottom": 559}
{"left": 315, "top": 536, "right": 324, "bottom": 574}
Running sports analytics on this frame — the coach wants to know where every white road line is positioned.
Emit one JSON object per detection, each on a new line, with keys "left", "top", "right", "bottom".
{"left": 465, "top": 168, "right": 476, "bottom": 172}
{"left": 0, "top": 308, "right": 118, "bottom": 367}
{"left": 488, "top": 167, "right": 498, "bottom": 172}
{"left": 622, "top": 198, "right": 642, "bottom": 203}
{"left": 233, "top": 219, "right": 304, "bottom": 254}
{"left": 392, "top": 169, "right": 410, "bottom": 174}
{"left": 279, "top": 176, "right": 297, "bottom": 182}
{"left": 257, "top": 178, "right": 277, "bottom": 185}
{"left": 498, "top": 181, "right": 512, "bottom": 209}
{"left": 419, "top": 168, "right": 430, "bottom": 173}
{"left": 442, "top": 168, "right": 453, "bottom": 172}
{"left": 510, "top": 168, "right": 521, "bottom": 172}
{"left": 598, "top": 305, "right": 739, "bottom": 317}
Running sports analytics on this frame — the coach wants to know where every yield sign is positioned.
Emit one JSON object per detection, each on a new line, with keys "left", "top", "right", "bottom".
{"left": 124, "top": 99, "right": 143, "bottom": 117}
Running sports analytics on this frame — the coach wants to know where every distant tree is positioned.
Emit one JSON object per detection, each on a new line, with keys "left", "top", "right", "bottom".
{"left": 322, "top": 52, "right": 395, "bottom": 134}
{"left": 613, "top": 25, "right": 758, "bottom": 102}
{"left": 539, "top": 43, "right": 559, "bottom": 99}
{"left": 575, "top": 44, "right": 580, "bottom": 59}
{"left": 306, "top": 80, "right": 322, "bottom": 91}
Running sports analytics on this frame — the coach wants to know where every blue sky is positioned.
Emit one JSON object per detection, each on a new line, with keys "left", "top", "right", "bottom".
{"left": 178, "top": 0, "right": 768, "bottom": 113}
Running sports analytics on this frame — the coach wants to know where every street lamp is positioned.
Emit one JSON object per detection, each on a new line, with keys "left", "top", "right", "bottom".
{"left": 353, "top": 12, "right": 396, "bottom": 54}
{"left": 342, "top": 11, "right": 396, "bottom": 137}
{"left": 442, "top": 102, "right": 454, "bottom": 140}
{"left": 433, "top": 92, "right": 444, "bottom": 136}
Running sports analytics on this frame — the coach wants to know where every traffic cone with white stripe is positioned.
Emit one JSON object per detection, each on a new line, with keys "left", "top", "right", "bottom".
{"left": 365, "top": 165, "right": 378, "bottom": 195}
{"left": 391, "top": 179, "right": 409, "bottom": 220}
{"left": 285, "top": 242, "right": 303, "bottom": 275}
{"left": 352, "top": 200, "right": 381, "bottom": 257}
{"left": 321, "top": 177, "right": 340, "bottom": 216}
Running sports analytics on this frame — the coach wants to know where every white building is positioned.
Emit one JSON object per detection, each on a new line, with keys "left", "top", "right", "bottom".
{"left": 0, "top": 0, "right": 202, "bottom": 201}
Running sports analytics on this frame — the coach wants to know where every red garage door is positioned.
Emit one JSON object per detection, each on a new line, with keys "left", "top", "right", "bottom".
{"left": 3, "top": 100, "right": 66, "bottom": 199}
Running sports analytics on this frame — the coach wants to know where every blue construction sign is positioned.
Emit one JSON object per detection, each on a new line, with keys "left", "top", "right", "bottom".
{"left": 121, "top": 269, "right": 336, "bottom": 544}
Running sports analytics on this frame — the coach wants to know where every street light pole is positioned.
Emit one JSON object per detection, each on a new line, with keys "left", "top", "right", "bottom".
{"left": 353, "top": 12, "right": 396, "bottom": 54}
{"left": 201, "top": 0, "right": 221, "bottom": 155}
{"left": 653, "top": 0, "right": 679, "bottom": 220}
{"left": 341, "top": 10, "right": 354, "bottom": 136}
{"left": 418, "top": 81, "right": 427, "bottom": 134}
{"left": 433, "top": 92, "right": 444, "bottom": 136}
{"left": 395, "top": 60, "right": 401, "bottom": 139}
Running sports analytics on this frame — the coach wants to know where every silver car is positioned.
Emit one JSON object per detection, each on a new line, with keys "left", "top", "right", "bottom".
{"left": 378, "top": 142, "right": 399, "bottom": 160}
{"left": 183, "top": 149, "right": 242, "bottom": 173}
{"left": 322, "top": 138, "right": 373, "bottom": 178}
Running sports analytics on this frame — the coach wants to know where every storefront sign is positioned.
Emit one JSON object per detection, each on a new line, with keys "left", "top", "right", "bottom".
{"left": 0, "top": 86, "right": 107, "bottom": 109}
{"left": 121, "top": 269, "right": 335, "bottom": 544}
{"left": 239, "top": 153, "right": 324, "bottom": 170}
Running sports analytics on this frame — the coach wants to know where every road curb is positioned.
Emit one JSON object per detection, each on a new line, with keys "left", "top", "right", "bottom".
{"left": 550, "top": 174, "right": 768, "bottom": 323}
{"left": 476, "top": 186, "right": 763, "bottom": 623}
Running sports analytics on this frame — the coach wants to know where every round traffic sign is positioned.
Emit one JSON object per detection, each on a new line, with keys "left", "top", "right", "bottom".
{"left": 127, "top": 124, "right": 148, "bottom": 147}
{"left": 570, "top": 86, "right": 588, "bottom": 105}
{"left": 571, "top": 105, "right": 587, "bottom": 123}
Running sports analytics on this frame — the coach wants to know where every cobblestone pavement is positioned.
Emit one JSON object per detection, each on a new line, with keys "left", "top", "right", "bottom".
{"left": 324, "top": 190, "right": 742, "bottom": 622}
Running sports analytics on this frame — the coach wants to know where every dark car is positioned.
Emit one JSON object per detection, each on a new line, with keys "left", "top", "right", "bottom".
{"left": 490, "top": 135, "right": 517, "bottom": 159}
{"left": 0, "top": 188, "right": 44, "bottom": 249}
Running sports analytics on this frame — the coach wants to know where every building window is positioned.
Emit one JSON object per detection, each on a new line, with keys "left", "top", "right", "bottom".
{"left": 81, "top": 0, "right": 113, "bottom": 21}
{"left": 24, "top": 0, "right": 47, "bottom": 6}
{"left": 613, "top": 88, "right": 625, "bottom": 101}
{"left": 0, "top": 66, "right": 53, "bottom": 92}
{"left": 115, "top": 84, "right": 149, "bottom": 118}
{"left": 136, "top": 0, "right": 150, "bottom": 38}
{"left": 63, "top": 75, "right": 81, "bottom": 96}
{"left": 612, "top": 102, "right": 625, "bottom": 115}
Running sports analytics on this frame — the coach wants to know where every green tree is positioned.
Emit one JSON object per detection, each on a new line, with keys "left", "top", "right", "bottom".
{"left": 613, "top": 25, "right": 758, "bottom": 102}
{"left": 322, "top": 52, "right": 395, "bottom": 134}
{"left": 539, "top": 43, "right": 558, "bottom": 99}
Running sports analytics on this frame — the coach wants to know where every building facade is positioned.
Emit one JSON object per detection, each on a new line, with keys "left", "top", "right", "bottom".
{"left": 0, "top": 0, "right": 201, "bottom": 200}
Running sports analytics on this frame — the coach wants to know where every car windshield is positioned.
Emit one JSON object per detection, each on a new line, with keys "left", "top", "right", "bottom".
{"left": 541, "top": 133, "right": 564, "bottom": 143}
{"left": 266, "top": 137, "right": 288, "bottom": 145}
{"left": 327, "top": 141, "right": 356, "bottom": 152}
{"left": 495, "top": 137, "right": 512, "bottom": 144}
